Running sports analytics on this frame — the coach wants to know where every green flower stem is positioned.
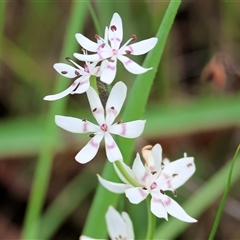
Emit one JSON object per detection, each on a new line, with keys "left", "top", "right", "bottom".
{"left": 209, "top": 145, "right": 240, "bottom": 240}
{"left": 114, "top": 160, "right": 139, "bottom": 187}
{"left": 0, "top": 0, "right": 6, "bottom": 64}
{"left": 82, "top": 1, "right": 181, "bottom": 238}
{"left": 21, "top": 2, "right": 87, "bottom": 239}
{"left": 90, "top": 76, "right": 98, "bottom": 92}
{"left": 146, "top": 196, "right": 156, "bottom": 240}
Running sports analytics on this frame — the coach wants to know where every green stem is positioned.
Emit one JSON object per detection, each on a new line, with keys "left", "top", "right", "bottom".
{"left": 90, "top": 76, "right": 98, "bottom": 92}
{"left": 21, "top": 2, "right": 88, "bottom": 239}
{"left": 146, "top": 196, "right": 156, "bottom": 240}
{"left": 114, "top": 160, "right": 139, "bottom": 187}
{"left": 208, "top": 145, "right": 240, "bottom": 240}
{"left": 0, "top": 0, "right": 6, "bottom": 65}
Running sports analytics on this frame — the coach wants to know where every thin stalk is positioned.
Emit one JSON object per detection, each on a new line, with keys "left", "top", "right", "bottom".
{"left": 0, "top": 0, "right": 6, "bottom": 66}
{"left": 146, "top": 196, "right": 156, "bottom": 240}
{"left": 209, "top": 145, "right": 240, "bottom": 240}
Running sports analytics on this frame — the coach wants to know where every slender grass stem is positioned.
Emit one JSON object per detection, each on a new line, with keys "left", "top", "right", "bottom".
{"left": 146, "top": 196, "right": 156, "bottom": 240}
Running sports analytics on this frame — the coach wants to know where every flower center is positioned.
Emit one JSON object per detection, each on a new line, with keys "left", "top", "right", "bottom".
{"left": 100, "top": 123, "right": 108, "bottom": 131}
{"left": 112, "top": 49, "right": 118, "bottom": 55}
{"left": 150, "top": 182, "right": 157, "bottom": 190}
{"left": 84, "top": 64, "right": 89, "bottom": 73}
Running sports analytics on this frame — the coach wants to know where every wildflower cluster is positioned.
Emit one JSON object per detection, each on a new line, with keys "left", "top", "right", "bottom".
{"left": 45, "top": 12, "right": 197, "bottom": 239}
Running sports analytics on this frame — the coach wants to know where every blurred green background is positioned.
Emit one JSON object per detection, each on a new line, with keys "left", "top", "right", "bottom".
{"left": 0, "top": 1, "right": 240, "bottom": 239}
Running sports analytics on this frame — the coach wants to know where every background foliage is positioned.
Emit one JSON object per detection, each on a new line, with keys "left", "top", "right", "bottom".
{"left": 0, "top": 1, "right": 240, "bottom": 239}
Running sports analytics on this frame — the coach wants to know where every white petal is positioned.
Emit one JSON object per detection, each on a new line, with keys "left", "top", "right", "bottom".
{"left": 75, "top": 134, "right": 103, "bottom": 164}
{"left": 100, "top": 59, "right": 117, "bottom": 84}
{"left": 104, "top": 132, "right": 123, "bottom": 162}
{"left": 55, "top": 115, "right": 99, "bottom": 133}
{"left": 121, "top": 212, "right": 134, "bottom": 239}
{"left": 72, "top": 75, "right": 90, "bottom": 94}
{"left": 75, "top": 33, "right": 99, "bottom": 52}
{"left": 79, "top": 235, "right": 96, "bottom": 240}
{"left": 105, "top": 81, "right": 127, "bottom": 125}
{"left": 97, "top": 174, "right": 129, "bottom": 193}
{"left": 123, "top": 37, "right": 158, "bottom": 55}
{"left": 86, "top": 86, "right": 105, "bottom": 125}
{"left": 151, "top": 144, "right": 163, "bottom": 173}
{"left": 43, "top": 82, "right": 77, "bottom": 101}
{"left": 161, "top": 195, "right": 197, "bottom": 222}
{"left": 161, "top": 157, "right": 196, "bottom": 189}
{"left": 106, "top": 206, "right": 127, "bottom": 240}
{"left": 108, "top": 13, "right": 123, "bottom": 49}
{"left": 109, "top": 120, "right": 146, "bottom": 138}
{"left": 150, "top": 197, "right": 168, "bottom": 220}
{"left": 132, "top": 153, "right": 148, "bottom": 184}
{"left": 53, "top": 63, "right": 80, "bottom": 78}
{"left": 118, "top": 55, "right": 152, "bottom": 74}
{"left": 74, "top": 51, "right": 111, "bottom": 62}
{"left": 125, "top": 187, "right": 148, "bottom": 204}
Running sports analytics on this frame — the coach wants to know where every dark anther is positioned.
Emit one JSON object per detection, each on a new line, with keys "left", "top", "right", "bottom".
{"left": 75, "top": 70, "right": 80, "bottom": 76}
{"left": 110, "top": 106, "right": 115, "bottom": 110}
{"left": 110, "top": 25, "right": 117, "bottom": 31}
{"left": 61, "top": 71, "right": 68, "bottom": 74}
{"left": 101, "top": 43, "right": 105, "bottom": 48}
{"left": 187, "top": 163, "right": 193, "bottom": 167}
{"left": 95, "top": 34, "right": 100, "bottom": 40}
{"left": 82, "top": 119, "right": 87, "bottom": 122}
{"left": 151, "top": 171, "right": 157, "bottom": 175}
{"left": 160, "top": 189, "right": 165, "bottom": 195}
{"left": 65, "top": 57, "right": 71, "bottom": 62}
{"left": 125, "top": 50, "right": 131, "bottom": 54}
{"left": 143, "top": 187, "right": 147, "bottom": 190}
{"left": 173, "top": 190, "right": 177, "bottom": 197}
{"left": 89, "top": 134, "right": 95, "bottom": 138}
{"left": 117, "top": 120, "right": 122, "bottom": 124}
{"left": 131, "top": 35, "right": 137, "bottom": 41}
{"left": 109, "top": 59, "right": 115, "bottom": 63}
{"left": 172, "top": 173, "right": 178, "bottom": 178}
{"left": 93, "top": 108, "right": 97, "bottom": 112}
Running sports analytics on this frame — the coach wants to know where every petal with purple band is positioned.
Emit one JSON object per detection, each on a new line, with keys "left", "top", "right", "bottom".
{"left": 43, "top": 82, "right": 78, "bottom": 101}
{"left": 104, "top": 132, "right": 123, "bottom": 162}
{"left": 118, "top": 55, "right": 152, "bottom": 74}
{"left": 98, "top": 175, "right": 129, "bottom": 193}
{"left": 123, "top": 37, "right": 158, "bottom": 56}
{"left": 161, "top": 157, "right": 195, "bottom": 189}
{"left": 86, "top": 86, "right": 105, "bottom": 125}
{"left": 100, "top": 58, "right": 117, "bottom": 84}
{"left": 71, "top": 75, "right": 90, "bottom": 94}
{"left": 125, "top": 187, "right": 148, "bottom": 204}
{"left": 75, "top": 134, "right": 103, "bottom": 164}
{"left": 161, "top": 194, "right": 197, "bottom": 222}
{"left": 108, "top": 13, "right": 123, "bottom": 50}
{"left": 150, "top": 197, "right": 168, "bottom": 220}
{"left": 55, "top": 115, "right": 99, "bottom": 133}
{"left": 105, "top": 81, "right": 127, "bottom": 125}
{"left": 109, "top": 120, "right": 146, "bottom": 138}
{"left": 75, "top": 33, "right": 100, "bottom": 52}
{"left": 132, "top": 154, "right": 148, "bottom": 185}
{"left": 53, "top": 63, "right": 80, "bottom": 78}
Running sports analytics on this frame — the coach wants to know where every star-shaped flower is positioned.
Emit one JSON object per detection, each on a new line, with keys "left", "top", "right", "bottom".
{"left": 80, "top": 206, "right": 134, "bottom": 240}
{"left": 55, "top": 81, "right": 146, "bottom": 163}
{"left": 74, "top": 12, "right": 158, "bottom": 84}
{"left": 44, "top": 57, "right": 106, "bottom": 101}
{"left": 98, "top": 144, "right": 197, "bottom": 222}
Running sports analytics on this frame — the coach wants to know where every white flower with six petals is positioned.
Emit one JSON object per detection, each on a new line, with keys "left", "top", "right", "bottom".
{"left": 80, "top": 206, "right": 134, "bottom": 240}
{"left": 98, "top": 144, "right": 197, "bottom": 222}
{"left": 74, "top": 12, "right": 158, "bottom": 84}
{"left": 55, "top": 81, "right": 145, "bottom": 163}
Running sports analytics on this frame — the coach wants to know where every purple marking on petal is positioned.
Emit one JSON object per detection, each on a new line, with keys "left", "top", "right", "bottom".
{"left": 110, "top": 37, "right": 121, "bottom": 42}
{"left": 141, "top": 172, "right": 148, "bottom": 182}
{"left": 106, "top": 141, "right": 116, "bottom": 150}
{"left": 128, "top": 45, "right": 133, "bottom": 53}
{"left": 98, "top": 52, "right": 104, "bottom": 60}
{"left": 83, "top": 121, "right": 88, "bottom": 132}
{"left": 153, "top": 197, "right": 162, "bottom": 203}
{"left": 162, "top": 173, "right": 172, "bottom": 188}
{"left": 164, "top": 197, "right": 171, "bottom": 206}
{"left": 90, "top": 139, "right": 99, "bottom": 148}
{"left": 107, "top": 65, "right": 116, "bottom": 71}
{"left": 124, "top": 59, "right": 132, "bottom": 66}
{"left": 121, "top": 123, "right": 126, "bottom": 135}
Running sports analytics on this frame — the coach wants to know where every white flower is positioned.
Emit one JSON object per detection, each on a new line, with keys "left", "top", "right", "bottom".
{"left": 44, "top": 57, "right": 107, "bottom": 101}
{"left": 74, "top": 12, "right": 158, "bottom": 84}
{"left": 55, "top": 81, "right": 146, "bottom": 163}
{"left": 98, "top": 144, "right": 197, "bottom": 223}
{"left": 80, "top": 206, "right": 134, "bottom": 240}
